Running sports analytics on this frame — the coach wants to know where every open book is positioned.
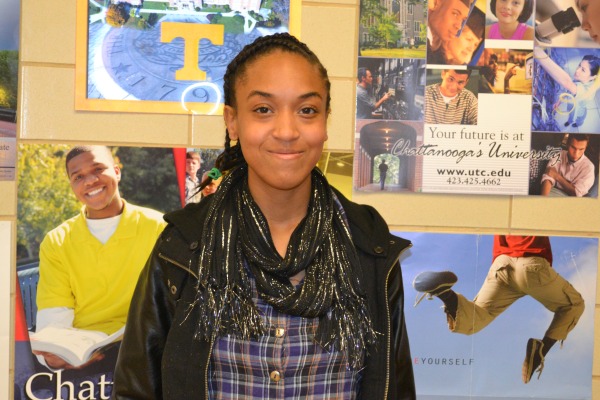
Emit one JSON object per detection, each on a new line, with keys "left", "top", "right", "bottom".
{"left": 30, "top": 325, "right": 125, "bottom": 367}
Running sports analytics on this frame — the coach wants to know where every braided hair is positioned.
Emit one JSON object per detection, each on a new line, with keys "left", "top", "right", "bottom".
{"left": 214, "top": 33, "right": 330, "bottom": 174}
{"left": 196, "top": 34, "right": 331, "bottom": 196}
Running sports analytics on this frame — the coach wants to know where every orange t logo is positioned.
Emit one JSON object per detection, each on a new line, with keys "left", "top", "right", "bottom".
{"left": 161, "top": 22, "right": 225, "bottom": 81}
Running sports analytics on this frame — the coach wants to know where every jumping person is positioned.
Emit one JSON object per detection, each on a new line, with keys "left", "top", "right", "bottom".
{"left": 413, "top": 235, "right": 584, "bottom": 384}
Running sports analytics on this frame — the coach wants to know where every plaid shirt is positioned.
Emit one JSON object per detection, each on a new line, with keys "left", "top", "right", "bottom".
{"left": 208, "top": 197, "right": 362, "bottom": 399}
{"left": 208, "top": 276, "right": 363, "bottom": 399}
{"left": 208, "top": 195, "right": 361, "bottom": 400}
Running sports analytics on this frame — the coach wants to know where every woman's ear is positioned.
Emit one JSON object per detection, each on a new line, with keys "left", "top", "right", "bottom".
{"left": 224, "top": 106, "right": 238, "bottom": 140}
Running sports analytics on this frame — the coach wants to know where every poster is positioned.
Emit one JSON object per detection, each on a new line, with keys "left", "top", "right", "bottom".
{"left": 14, "top": 144, "right": 181, "bottom": 400}
{"left": 14, "top": 144, "right": 354, "bottom": 398}
{"left": 399, "top": 232, "right": 597, "bottom": 399}
{"left": 0, "top": 0, "right": 18, "bottom": 181}
{"left": 75, "top": 0, "right": 299, "bottom": 115}
{"left": 354, "top": 0, "right": 600, "bottom": 197}
{"left": 1, "top": 0, "right": 18, "bottom": 398}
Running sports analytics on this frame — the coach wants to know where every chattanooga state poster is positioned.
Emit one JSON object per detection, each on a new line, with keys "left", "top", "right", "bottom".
{"left": 14, "top": 144, "right": 182, "bottom": 400}
{"left": 14, "top": 144, "right": 354, "bottom": 399}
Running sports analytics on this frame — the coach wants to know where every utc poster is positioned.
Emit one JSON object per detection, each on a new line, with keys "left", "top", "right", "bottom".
{"left": 355, "top": 0, "right": 600, "bottom": 197}
{"left": 399, "top": 232, "right": 597, "bottom": 400}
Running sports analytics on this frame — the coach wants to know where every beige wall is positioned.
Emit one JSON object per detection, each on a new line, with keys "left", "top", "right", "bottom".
{"left": 8, "top": 0, "right": 600, "bottom": 397}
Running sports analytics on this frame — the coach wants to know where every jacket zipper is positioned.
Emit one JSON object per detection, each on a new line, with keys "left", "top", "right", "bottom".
{"left": 159, "top": 251, "right": 213, "bottom": 397}
{"left": 383, "top": 242, "right": 413, "bottom": 399}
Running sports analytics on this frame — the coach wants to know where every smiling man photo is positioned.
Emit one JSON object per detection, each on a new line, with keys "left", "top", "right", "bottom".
{"left": 424, "top": 68, "right": 478, "bottom": 125}
{"left": 34, "top": 145, "right": 165, "bottom": 389}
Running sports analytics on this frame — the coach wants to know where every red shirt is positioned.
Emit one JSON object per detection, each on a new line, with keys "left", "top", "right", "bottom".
{"left": 493, "top": 236, "right": 552, "bottom": 264}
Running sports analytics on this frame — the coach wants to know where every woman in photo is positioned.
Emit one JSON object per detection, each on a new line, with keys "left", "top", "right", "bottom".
{"left": 111, "top": 33, "right": 416, "bottom": 400}
{"left": 577, "top": 0, "right": 600, "bottom": 45}
{"left": 535, "top": 47, "right": 600, "bottom": 129}
{"left": 486, "top": 0, "right": 534, "bottom": 40}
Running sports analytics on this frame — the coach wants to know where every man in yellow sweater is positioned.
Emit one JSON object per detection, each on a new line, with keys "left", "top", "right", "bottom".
{"left": 34, "top": 145, "right": 165, "bottom": 373}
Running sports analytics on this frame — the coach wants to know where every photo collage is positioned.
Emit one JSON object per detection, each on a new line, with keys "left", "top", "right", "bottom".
{"left": 355, "top": 0, "right": 600, "bottom": 197}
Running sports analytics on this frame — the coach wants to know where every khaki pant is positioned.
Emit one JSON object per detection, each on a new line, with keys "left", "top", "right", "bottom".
{"left": 448, "top": 255, "right": 584, "bottom": 340}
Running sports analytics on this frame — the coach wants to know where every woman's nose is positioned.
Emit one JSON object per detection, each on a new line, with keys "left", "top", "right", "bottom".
{"left": 273, "top": 112, "right": 299, "bottom": 140}
{"left": 581, "top": 14, "right": 590, "bottom": 31}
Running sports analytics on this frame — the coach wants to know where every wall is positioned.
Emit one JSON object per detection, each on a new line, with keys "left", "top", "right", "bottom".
{"left": 7, "top": 0, "right": 600, "bottom": 398}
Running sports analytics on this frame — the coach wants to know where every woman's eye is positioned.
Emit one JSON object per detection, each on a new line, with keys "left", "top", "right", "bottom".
{"left": 300, "top": 107, "right": 317, "bottom": 115}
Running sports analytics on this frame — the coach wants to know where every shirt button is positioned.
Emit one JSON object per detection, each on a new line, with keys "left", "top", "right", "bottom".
{"left": 374, "top": 246, "right": 384, "bottom": 254}
{"left": 275, "top": 328, "right": 285, "bottom": 338}
{"left": 189, "top": 241, "right": 199, "bottom": 250}
{"left": 270, "top": 371, "right": 281, "bottom": 382}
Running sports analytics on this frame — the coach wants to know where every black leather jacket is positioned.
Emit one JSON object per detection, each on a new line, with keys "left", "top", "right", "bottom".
{"left": 112, "top": 190, "right": 416, "bottom": 400}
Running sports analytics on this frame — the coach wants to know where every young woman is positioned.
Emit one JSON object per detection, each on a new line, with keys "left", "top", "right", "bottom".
{"left": 577, "top": 0, "right": 600, "bottom": 45}
{"left": 534, "top": 47, "right": 600, "bottom": 129}
{"left": 112, "top": 33, "right": 415, "bottom": 400}
{"left": 485, "top": 0, "right": 534, "bottom": 40}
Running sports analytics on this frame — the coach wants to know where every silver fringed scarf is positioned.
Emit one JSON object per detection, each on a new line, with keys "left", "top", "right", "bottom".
{"left": 192, "top": 165, "right": 376, "bottom": 368}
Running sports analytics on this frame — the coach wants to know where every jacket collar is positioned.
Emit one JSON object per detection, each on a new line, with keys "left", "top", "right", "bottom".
{"left": 164, "top": 197, "right": 211, "bottom": 244}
